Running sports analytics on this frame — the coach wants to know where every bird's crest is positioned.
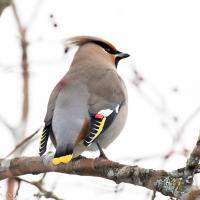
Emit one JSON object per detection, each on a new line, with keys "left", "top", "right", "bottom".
{"left": 64, "top": 36, "right": 117, "bottom": 51}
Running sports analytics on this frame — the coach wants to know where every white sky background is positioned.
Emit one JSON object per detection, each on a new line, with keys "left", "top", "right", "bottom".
{"left": 0, "top": 0, "right": 200, "bottom": 199}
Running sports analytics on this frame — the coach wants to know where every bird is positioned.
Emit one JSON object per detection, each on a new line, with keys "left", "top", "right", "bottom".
{"left": 39, "top": 36, "right": 130, "bottom": 165}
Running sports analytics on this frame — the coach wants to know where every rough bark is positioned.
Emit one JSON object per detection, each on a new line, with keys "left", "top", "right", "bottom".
{"left": 0, "top": 153, "right": 199, "bottom": 199}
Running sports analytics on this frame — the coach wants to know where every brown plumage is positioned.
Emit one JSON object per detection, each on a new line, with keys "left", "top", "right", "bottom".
{"left": 75, "top": 119, "right": 90, "bottom": 145}
{"left": 64, "top": 36, "right": 117, "bottom": 50}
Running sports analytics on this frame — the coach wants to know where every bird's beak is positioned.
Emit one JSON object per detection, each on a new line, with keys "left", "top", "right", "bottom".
{"left": 117, "top": 52, "right": 130, "bottom": 59}
{"left": 115, "top": 52, "right": 130, "bottom": 67}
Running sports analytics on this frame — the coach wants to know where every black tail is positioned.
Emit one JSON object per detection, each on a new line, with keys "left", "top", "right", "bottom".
{"left": 39, "top": 125, "right": 51, "bottom": 156}
{"left": 54, "top": 143, "right": 73, "bottom": 158}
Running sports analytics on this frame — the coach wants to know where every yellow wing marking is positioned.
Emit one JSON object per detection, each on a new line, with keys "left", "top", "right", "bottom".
{"left": 92, "top": 117, "right": 106, "bottom": 140}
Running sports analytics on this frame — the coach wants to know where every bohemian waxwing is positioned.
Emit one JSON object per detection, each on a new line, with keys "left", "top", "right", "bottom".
{"left": 39, "top": 36, "right": 130, "bottom": 165}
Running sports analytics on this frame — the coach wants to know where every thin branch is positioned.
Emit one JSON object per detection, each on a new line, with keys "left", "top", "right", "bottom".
{"left": 4, "top": 127, "right": 41, "bottom": 159}
{"left": 131, "top": 64, "right": 167, "bottom": 115}
{"left": 15, "top": 177, "right": 63, "bottom": 200}
{"left": 37, "top": 172, "right": 47, "bottom": 184}
{"left": 26, "top": 0, "right": 44, "bottom": 29}
{"left": 175, "top": 105, "right": 200, "bottom": 143}
{"left": 11, "top": 0, "right": 29, "bottom": 136}
{"left": 184, "top": 134, "right": 200, "bottom": 182}
{"left": 6, "top": 2, "right": 30, "bottom": 198}
{"left": 15, "top": 178, "right": 21, "bottom": 197}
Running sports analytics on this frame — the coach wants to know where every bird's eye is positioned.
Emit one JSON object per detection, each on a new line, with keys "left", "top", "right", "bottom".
{"left": 104, "top": 46, "right": 117, "bottom": 54}
{"left": 93, "top": 41, "right": 116, "bottom": 54}
{"left": 105, "top": 47, "right": 112, "bottom": 53}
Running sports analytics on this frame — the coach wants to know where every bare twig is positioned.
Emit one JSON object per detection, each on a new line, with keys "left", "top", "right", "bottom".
{"left": 7, "top": 1, "right": 30, "bottom": 198}
{"left": 4, "top": 127, "right": 41, "bottom": 159}
{"left": 15, "top": 177, "right": 63, "bottom": 200}
{"left": 183, "top": 134, "right": 200, "bottom": 183}
{"left": 11, "top": 0, "right": 29, "bottom": 137}
{"left": 15, "top": 178, "right": 21, "bottom": 197}
{"left": 131, "top": 64, "right": 167, "bottom": 115}
{"left": 38, "top": 172, "right": 47, "bottom": 184}
{"left": 175, "top": 105, "right": 200, "bottom": 143}
{"left": 26, "top": 0, "right": 44, "bottom": 29}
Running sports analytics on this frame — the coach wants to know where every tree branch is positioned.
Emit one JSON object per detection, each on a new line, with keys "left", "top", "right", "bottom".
{"left": 11, "top": 0, "right": 29, "bottom": 140}
{"left": 4, "top": 127, "right": 40, "bottom": 159}
{"left": 0, "top": 153, "right": 199, "bottom": 199}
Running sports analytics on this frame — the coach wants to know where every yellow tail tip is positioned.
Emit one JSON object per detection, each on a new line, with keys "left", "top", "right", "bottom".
{"left": 52, "top": 154, "right": 73, "bottom": 165}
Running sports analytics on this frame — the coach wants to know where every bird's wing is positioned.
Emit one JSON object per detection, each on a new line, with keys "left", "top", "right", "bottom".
{"left": 39, "top": 77, "right": 67, "bottom": 156}
{"left": 84, "top": 70, "right": 126, "bottom": 146}
{"left": 51, "top": 81, "right": 90, "bottom": 164}
{"left": 44, "top": 83, "right": 63, "bottom": 125}
{"left": 83, "top": 104, "right": 123, "bottom": 146}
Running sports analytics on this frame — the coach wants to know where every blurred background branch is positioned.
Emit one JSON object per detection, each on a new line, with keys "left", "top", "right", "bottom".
{"left": 15, "top": 177, "right": 62, "bottom": 200}
{"left": 0, "top": 0, "right": 10, "bottom": 15}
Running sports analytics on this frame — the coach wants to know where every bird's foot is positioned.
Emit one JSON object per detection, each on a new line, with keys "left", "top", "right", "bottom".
{"left": 99, "top": 151, "right": 108, "bottom": 160}
{"left": 96, "top": 142, "right": 108, "bottom": 160}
